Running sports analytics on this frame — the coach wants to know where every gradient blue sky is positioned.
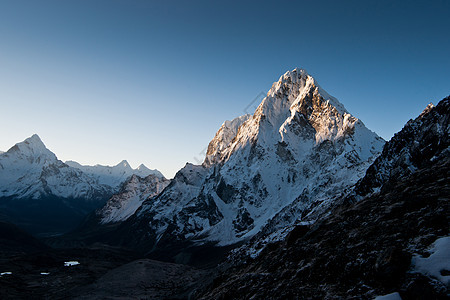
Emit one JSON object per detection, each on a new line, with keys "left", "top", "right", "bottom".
{"left": 1, "top": 0, "right": 449, "bottom": 178}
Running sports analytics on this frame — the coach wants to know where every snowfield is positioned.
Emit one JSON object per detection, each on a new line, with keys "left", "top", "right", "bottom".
{"left": 64, "top": 261, "right": 80, "bottom": 267}
{"left": 412, "top": 236, "right": 450, "bottom": 285}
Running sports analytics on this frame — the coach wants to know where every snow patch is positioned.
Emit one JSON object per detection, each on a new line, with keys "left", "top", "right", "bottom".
{"left": 64, "top": 261, "right": 80, "bottom": 267}
{"left": 412, "top": 236, "right": 450, "bottom": 285}
{"left": 374, "top": 292, "right": 402, "bottom": 300}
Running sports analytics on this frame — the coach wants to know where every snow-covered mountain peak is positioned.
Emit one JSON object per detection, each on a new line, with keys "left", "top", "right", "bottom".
{"left": 278, "top": 68, "right": 309, "bottom": 83}
{"left": 125, "top": 69, "right": 385, "bottom": 250}
{"left": 7, "top": 134, "right": 52, "bottom": 154}
{"left": 264, "top": 68, "right": 348, "bottom": 120}
{"left": 137, "top": 164, "right": 149, "bottom": 172}
{"left": 24, "top": 134, "right": 46, "bottom": 147}
{"left": 207, "top": 68, "right": 381, "bottom": 167}
{"left": 113, "top": 160, "right": 132, "bottom": 171}
{"left": 0, "top": 134, "right": 167, "bottom": 234}
{"left": 3, "top": 134, "right": 57, "bottom": 165}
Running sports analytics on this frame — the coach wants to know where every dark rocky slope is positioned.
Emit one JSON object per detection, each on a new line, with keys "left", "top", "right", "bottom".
{"left": 355, "top": 97, "right": 449, "bottom": 197}
{"left": 72, "top": 259, "right": 209, "bottom": 299}
{"left": 0, "top": 221, "right": 49, "bottom": 258}
{"left": 0, "top": 246, "right": 138, "bottom": 299}
{"left": 197, "top": 97, "right": 450, "bottom": 299}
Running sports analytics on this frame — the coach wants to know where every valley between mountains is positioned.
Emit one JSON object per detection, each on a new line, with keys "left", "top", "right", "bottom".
{"left": 0, "top": 69, "right": 448, "bottom": 299}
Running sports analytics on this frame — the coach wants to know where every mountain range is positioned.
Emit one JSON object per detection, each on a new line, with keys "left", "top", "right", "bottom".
{"left": 0, "top": 134, "right": 165, "bottom": 236}
{"left": 0, "top": 69, "right": 448, "bottom": 299}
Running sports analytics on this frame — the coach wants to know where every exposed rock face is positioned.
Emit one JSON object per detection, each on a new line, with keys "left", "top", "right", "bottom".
{"left": 196, "top": 97, "right": 450, "bottom": 299}
{"left": 115, "top": 69, "right": 384, "bottom": 259}
{"left": 355, "top": 97, "right": 450, "bottom": 197}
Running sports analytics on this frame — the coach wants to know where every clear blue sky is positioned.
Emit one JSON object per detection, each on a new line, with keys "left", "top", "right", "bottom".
{"left": 1, "top": 0, "right": 449, "bottom": 178}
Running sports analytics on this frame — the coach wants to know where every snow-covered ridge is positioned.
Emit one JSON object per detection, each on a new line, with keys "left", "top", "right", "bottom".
{"left": 66, "top": 160, "right": 164, "bottom": 189}
{"left": 3, "top": 134, "right": 57, "bottom": 165}
{"left": 99, "top": 174, "right": 170, "bottom": 224}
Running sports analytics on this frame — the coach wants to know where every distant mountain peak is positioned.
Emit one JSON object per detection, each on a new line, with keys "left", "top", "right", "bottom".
{"left": 27, "top": 133, "right": 44, "bottom": 143}
{"left": 65, "top": 159, "right": 165, "bottom": 188}
{"left": 0, "top": 134, "right": 167, "bottom": 235}
{"left": 116, "top": 160, "right": 131, "bottom": 169}
{"left": 137, "top": 164, "right": 149, "bottom": 171}
{"left": 0, "top": 134, "right": 115, "bottom": 202}
{"left": 18, "top": 134, "right": 47, "bottom": 150}
{"left": 5, "top": 134, "right": 56, "bottom": 162}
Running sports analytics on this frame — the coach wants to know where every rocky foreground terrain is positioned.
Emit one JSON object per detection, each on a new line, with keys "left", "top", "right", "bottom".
{"left": 197, "top": 155, "right": 449, "bottom": 299}
{"left": 0, "top": 241, "right": 209, "bottom": 299}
